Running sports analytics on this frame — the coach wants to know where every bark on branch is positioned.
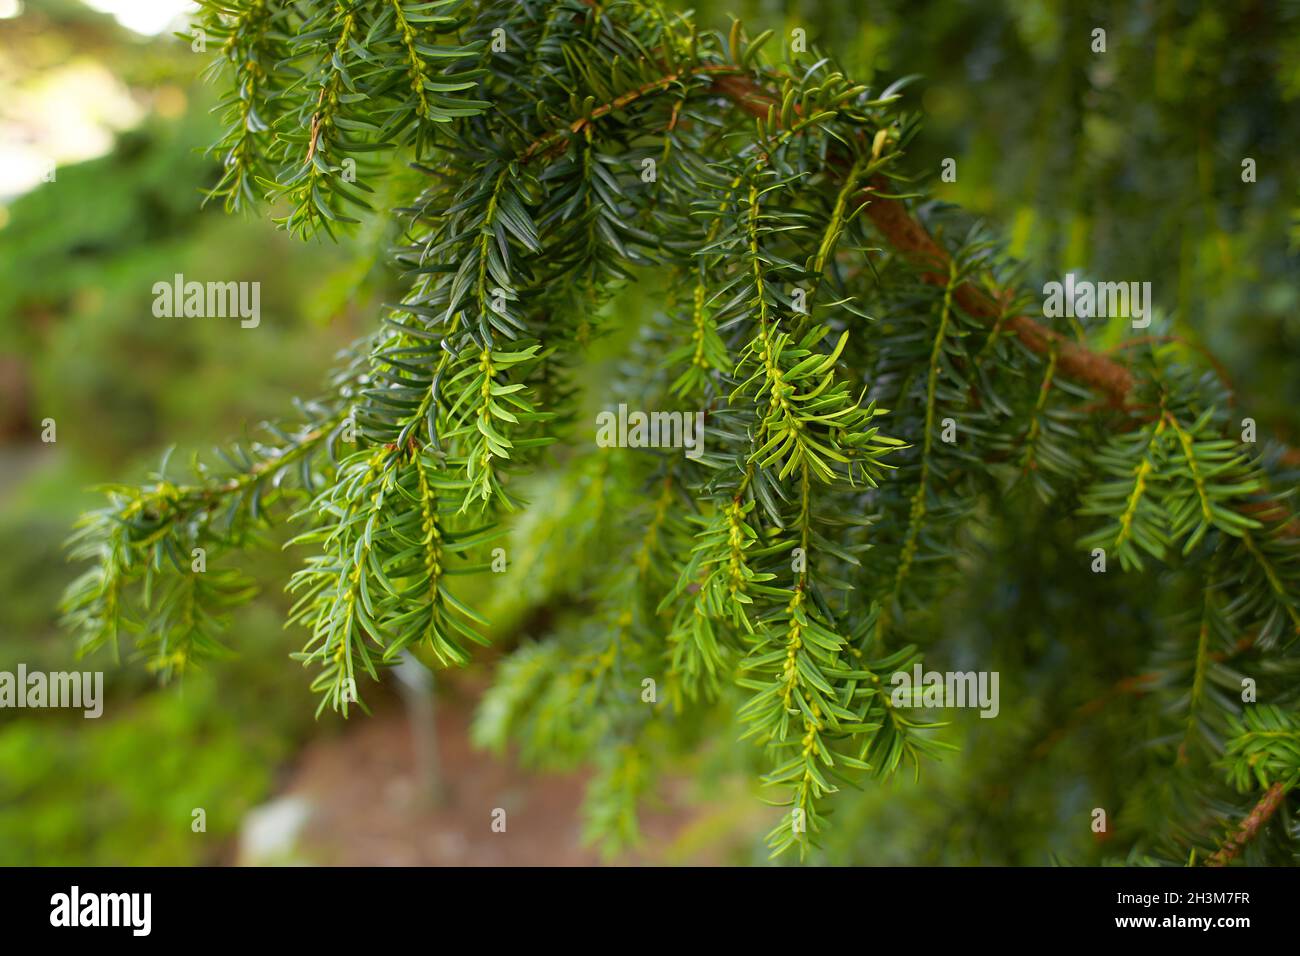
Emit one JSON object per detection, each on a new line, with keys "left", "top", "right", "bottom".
{"left": 710, "top": 73, "right": 1139, "bottom": 404}
{"left": 1205, "top": 781, "right": 1289, "bottom": 867}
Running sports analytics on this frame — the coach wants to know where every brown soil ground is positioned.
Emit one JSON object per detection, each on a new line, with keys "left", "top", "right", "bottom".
{"left": 272, "top": 683, "right": 762, "bottom": 866}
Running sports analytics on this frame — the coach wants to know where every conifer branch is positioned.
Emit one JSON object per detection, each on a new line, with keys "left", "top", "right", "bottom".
{"left": 1205, "top": 781, "right": 1288, "bottom": 867}
{"left": 59, "top": 0, "right": 1300, "bottom": 863}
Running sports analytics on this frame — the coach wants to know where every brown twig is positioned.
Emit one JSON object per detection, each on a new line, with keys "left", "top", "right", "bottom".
{"left": 519, "top": 64, "right": 745, "bottom": 163}
{"left": 704, "top": 71, "right": 1141, "bottom": 404}
{"left": 536, "top": 18, "right": 1297, "bottom": 516}
{"left": 1205, "top": 781, "right": 1289, "bottom": 867}
{"left": 696, "top": 70, "right": 1300, "bottom": 544}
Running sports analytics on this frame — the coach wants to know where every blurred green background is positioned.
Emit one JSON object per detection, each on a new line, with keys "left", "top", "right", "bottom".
{"left": 0, "top": 0, "right": 1296, "bottom": 865}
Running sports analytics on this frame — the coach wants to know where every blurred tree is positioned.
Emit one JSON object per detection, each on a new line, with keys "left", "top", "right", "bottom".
{"left": 0, "top": 0, "right": 399, "bottom": 865}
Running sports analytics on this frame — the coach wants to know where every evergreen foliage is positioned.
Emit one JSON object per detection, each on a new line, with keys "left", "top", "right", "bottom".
{"left": 62, "top": 0, "right": 1300, "bottom": 863}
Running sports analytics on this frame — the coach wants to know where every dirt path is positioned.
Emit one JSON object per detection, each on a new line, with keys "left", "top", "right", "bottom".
{"left": 266, "top": 684, "right": 749, "bottom": 865}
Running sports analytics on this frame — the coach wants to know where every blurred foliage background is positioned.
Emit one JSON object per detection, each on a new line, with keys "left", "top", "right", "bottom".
{"left": 0, "top": 0, "right": 1296, "bottom": 864}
